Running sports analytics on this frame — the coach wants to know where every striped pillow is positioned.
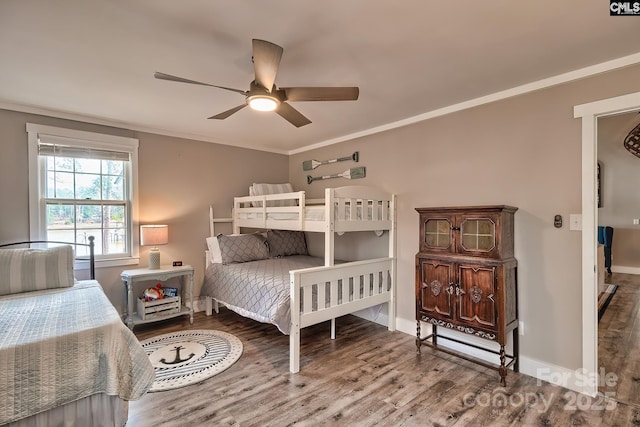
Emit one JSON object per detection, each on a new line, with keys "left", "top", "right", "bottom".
{"left": 0, "top": 245, "right": 75, "bottom": 295}
{"left": 250, "top": 183, "right": 295, "bottom": 207}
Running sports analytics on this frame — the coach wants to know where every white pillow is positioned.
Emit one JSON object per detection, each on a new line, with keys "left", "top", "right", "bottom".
{"left": 206, "top": 236, "right": 223, "bottom": 264}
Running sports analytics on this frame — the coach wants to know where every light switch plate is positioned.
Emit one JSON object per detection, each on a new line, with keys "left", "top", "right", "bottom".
{"left": 569, "top": 214, "right": 582, "bottom": 231}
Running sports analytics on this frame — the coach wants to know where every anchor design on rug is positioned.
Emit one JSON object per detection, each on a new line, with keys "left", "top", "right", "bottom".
{"left": 160, "top": 345, "right": 195, "bottom": 365}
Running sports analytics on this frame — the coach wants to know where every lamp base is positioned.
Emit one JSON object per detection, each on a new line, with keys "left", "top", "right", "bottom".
{"left": 149, "top": 248, "right": 161, "bottom": 270}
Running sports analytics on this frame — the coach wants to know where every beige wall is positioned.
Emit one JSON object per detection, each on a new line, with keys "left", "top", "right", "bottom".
{"left": 598, "top": 112, "right": 640, "bottom": 269}
{"left": 0, "top": 109, "right": 288, "bottom": 311}
{"left": 2, "top": 62, "right": 640, "bottom": 374}
{"left": 290, "top": 63, "right": 640, "bottom": 371}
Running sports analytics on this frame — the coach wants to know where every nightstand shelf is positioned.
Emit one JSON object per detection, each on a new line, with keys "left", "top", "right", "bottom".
{"left": 121, "top": 265, "right": 194, "bottom": 329}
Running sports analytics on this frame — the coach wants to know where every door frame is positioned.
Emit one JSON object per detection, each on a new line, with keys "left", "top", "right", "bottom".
{"left": 574, "top": 91, "right": 640, "bottom": 396}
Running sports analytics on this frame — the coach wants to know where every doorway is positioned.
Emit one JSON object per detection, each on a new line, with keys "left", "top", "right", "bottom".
{"left": 596, "top": 111, "right": 640, "bottom": 405}
{"left": 575, "top": 91, "right": 640, "bottom": 397}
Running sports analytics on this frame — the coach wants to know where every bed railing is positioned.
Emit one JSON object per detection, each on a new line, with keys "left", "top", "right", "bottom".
{"left": 289, "top": 256, "right": 396, "bottom": 373}
{"left": 232, "top": 186, "right": 394, "bottom": 234}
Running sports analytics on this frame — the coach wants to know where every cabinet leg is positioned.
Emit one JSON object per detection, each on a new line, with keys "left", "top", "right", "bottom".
{"left": 499, "top": 345, "right": 507, "bottom": 387}
{"left": 513, "top": 328, "right": 520, "bottom": 372}
{"left": 416, "top": 320, "right": 421, "bottom": 353}
{"left": 122, "top": 281, "right": 128, "bottom": 322}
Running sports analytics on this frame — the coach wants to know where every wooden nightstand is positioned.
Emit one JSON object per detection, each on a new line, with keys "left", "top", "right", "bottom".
{"left": 121, "top": 265, "right": 194, "bottom": 329}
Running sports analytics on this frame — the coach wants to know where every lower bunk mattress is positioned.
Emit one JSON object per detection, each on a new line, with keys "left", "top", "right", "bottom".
{"left": 201, "top": 255, "right": 325, "bottom": 334}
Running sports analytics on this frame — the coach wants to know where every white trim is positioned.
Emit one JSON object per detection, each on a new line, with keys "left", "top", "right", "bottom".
{"left": 290, "top": 52, "right": 640, "bottom": 155}
{"left": 574, "top": 90, "right": 640, "bottom": 397}
{"left": 1, "top": 100, "right": 288, "bottom": 155}
{"left": 395, "top": 317, "right": 587, "bottom": 394}
{"left": 611, "top": 265, "right": 640, "bottom": 275}
{"left": 26, "top": 123, "right": 141, "bottom": 267}
{"left": 2, "top": 52, "right": 640, "bottom": 156}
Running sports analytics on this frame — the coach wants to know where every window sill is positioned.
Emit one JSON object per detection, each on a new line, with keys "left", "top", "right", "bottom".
{"left": 74, "top": 256, "right": 140, "bottom": 271}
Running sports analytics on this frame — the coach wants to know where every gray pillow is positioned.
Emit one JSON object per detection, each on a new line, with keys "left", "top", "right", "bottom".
{"left": 217, "top": 233, "right": 270, "bottom": 264}
{"left": 0, "top": 245, "right": 75, "bottom": 295}
{"left": 267, "top": 230, "right": 308, "bottom": 257}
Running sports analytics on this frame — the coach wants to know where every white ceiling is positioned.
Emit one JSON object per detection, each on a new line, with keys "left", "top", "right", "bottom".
{"left": 1, "top": 1, "right": 640, "bottom": 154}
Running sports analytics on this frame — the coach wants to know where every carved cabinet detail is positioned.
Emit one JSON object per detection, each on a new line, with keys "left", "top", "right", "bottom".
{"left": 415, "top": 205, "right": 519, "bottom": 386}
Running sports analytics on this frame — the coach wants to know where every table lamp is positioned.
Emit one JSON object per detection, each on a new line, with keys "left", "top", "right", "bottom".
{"left": 140, "top": 225, "right": 168, "bottom": 269}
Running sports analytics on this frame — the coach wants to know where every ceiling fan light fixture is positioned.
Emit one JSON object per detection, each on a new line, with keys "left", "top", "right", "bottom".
{"left": 248, "top": 95, "right": 279, "bottom": 112}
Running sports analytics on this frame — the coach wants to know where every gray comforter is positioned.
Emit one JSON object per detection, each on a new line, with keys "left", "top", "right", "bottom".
{"left": 0, "top": 281, "right": 155, "bottom": 425}
{"left": 201, "top": 256, "right": 325, "bottom": 334}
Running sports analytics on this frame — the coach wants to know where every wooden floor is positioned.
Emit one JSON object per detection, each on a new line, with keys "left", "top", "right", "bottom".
{"left": 598, "top": 273, "right": 640, "bottom": 410}
{"left": 128, "top": 288, "right": 640, "bottom": 426}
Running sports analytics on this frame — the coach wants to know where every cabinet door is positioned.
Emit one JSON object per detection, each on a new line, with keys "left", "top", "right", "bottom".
{"left": 417, "top": 257, "right": 454, "bottom": 321}
{"left": 457, "top": 264, "right": 497, "bottom": 330}
{"left": 456, "top": 214, "right": 499, "bottom": 258}
{"left": 420, "top": 216, "right": 453, "bottom": 253}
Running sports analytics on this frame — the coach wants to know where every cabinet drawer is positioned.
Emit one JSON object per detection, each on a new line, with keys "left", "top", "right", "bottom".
{"left": 416, "top": 206, "right": 516, "bottom": 259}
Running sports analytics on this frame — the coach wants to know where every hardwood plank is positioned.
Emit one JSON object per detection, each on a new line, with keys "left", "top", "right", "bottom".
{"left": 127, "top": 296, "right": 640, "bottom": 426}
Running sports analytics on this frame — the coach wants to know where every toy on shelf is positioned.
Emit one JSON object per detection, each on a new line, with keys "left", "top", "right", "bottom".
{"left": 142, "top": 283, "right": 164, "bottom": 301}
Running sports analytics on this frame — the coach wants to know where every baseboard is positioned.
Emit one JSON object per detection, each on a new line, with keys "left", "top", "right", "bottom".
{"left": 188, "top": 303, "right": 592, "bottom": 395}
{"left": 395, "top": 317, "right": 590, "bottom": 395}
{"left": 611, "top": 265, "right": 640, "bottom": 275}
{"left": 187, "top": 297, "right": 206, "bottom": 313}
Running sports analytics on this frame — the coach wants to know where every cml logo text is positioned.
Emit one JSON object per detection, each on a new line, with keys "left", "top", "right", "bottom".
{"left": 610, "top": 1, "right": 640, "bottom": 15}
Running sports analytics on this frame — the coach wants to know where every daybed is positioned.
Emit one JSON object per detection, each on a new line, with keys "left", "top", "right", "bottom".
{"left": 201, "top": 184, "right": 396, "bottom": 373}
{"left": 0, "top": 239, "right": 155, "bottom": 427}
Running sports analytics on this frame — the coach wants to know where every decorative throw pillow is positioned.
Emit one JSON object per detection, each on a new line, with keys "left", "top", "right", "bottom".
{"left": 217, "top": 233, "right": 270, "bottom": 264}
{"left": 0, "top": 245, "right": 75, "bottom": 295}
{"left": 267, "top": 229, "right": 308, "bottom": 257}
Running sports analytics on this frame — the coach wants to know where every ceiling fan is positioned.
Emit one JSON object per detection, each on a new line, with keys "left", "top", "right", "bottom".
{"left": 154, "top": 39, "right": 359, "bottom": 127}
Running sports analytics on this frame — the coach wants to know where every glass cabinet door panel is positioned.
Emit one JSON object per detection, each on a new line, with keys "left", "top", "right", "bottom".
{"left": 424, "top": 219, "right": 451, "bottom": 248}
{"left": 460, "top": 218, "right": 495, "bottom": 251}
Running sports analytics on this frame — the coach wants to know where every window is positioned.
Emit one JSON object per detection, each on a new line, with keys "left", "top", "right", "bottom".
{"left": 27, "top": 123, "right": 139, "bottom": 267}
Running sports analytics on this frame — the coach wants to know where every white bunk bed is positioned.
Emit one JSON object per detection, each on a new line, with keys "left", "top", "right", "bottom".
{"left": 203, "top": 185, "right": 396, "bottom": 373}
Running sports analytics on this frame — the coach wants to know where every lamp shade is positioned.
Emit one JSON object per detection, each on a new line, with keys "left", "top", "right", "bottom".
{"left": 140, "top": 225, "right": 169, "bottom": 246}
{"left": 141, "top": 225, "right": 168, "bottom": 270}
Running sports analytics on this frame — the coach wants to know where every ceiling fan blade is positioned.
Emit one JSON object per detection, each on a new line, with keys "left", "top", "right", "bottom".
{"left": 252, "top": 39, "right": 283, "bottom": 92}
{"left": 208, "top": 104, "right": 247, "bottom": 120}
{"left": 282, "top": 87, "right": 359, "bottom": 102}
{"left": 154, "top": 72, "right": 246, "bottom": 95}
{"left": 276, "top": 102, "right": 312, "bottom": 127}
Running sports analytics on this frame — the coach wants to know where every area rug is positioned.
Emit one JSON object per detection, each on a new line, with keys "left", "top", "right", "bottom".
{"left": 598, "top": 284, "right": 618, "bottom": 322}
{"left": 140, "top": 329, "right": 243, "bottom": 392}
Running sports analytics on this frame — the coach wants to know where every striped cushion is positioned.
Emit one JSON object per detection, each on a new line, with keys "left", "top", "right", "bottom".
{"left": 0, "top": 245, "right": 75, "bottom": 295}
{"left": 250, "top": 183, "right": 295, "bottom": 207}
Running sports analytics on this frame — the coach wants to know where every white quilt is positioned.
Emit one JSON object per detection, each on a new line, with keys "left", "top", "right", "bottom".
{"left": 0, "top": 281, "right": 155, "bottom": 425}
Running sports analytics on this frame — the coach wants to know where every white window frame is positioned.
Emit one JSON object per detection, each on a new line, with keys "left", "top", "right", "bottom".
{"left": 27, "top": 123, "right": 140, "bottom": 269}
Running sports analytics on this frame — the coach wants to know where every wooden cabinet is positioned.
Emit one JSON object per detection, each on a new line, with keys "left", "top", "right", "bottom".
{"left": 415, "top": 205, "right": 518, "bottom": 386}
